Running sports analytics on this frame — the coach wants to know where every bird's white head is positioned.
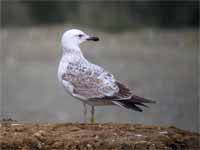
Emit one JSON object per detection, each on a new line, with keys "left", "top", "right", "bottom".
{"left": 61, "top": 29, "right": 99, "bottom": 52}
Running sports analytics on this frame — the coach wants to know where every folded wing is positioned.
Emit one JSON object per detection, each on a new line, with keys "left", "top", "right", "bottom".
{"left": 62, "top": 63, "right": 155, "bottom": 111}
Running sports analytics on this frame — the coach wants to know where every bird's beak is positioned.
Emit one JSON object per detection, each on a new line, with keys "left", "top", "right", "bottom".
{"left": 86, "top": 36, "right": 100, "bottom": 41}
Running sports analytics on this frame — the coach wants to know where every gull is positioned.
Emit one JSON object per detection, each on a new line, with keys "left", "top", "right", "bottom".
{"left": 58, "top": 29, "right": 155, "bottom": 123}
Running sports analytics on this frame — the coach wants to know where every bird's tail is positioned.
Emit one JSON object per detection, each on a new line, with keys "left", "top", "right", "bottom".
{"left": 112, "top": 95, "right": 156, "bottom": 112}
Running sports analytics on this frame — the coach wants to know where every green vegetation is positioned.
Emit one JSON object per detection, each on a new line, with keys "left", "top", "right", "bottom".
{"left": 1, "top": 1, "right": 199, "bottom": 32}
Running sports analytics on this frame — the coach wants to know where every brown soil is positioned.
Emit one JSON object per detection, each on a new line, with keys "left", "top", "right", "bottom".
{"left": 0, "top": 122, "right": 199, "bottom": 150}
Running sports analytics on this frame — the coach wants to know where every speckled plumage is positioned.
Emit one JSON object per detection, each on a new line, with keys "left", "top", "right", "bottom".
{"left": 58, "top": 51, "right": 120, "bottom": 105}
{"left": 58, "top": 29, "right": 155, "bottom": 122}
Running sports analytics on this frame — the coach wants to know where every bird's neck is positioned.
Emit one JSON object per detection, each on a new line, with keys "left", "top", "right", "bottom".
{"left": 62, "top": 45, "right": 85, "bottom": 59}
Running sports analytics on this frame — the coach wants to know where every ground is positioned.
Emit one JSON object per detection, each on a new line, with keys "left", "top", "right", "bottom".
{"left": 0, "top": 121, "right": 199, "bottom": 150}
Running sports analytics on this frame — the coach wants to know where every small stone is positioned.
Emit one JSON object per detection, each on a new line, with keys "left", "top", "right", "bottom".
{"left": 159, "top": 131, "right": 168, "bottom": 135}
{"left": 135, "top": 134, "right": 143, "bottom": 137}
{"left": 113, "top": 132, "right": 117, "bottom": 136}
{"left": 95, "top": 135, "right": 99, "bottom": 139}
{"left": 69, "top": 127, "right": 80, "bottom": 132}
{"left": 87, "top": 144, "right": 92, "bottom": 148}
{"left": 33, "top": 130, "right": 46, "bottom": 138}
{"left": 11, "top": 123, "right": 21, "bottom": 126}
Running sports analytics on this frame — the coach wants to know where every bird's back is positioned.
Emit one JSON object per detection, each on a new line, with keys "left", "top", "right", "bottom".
{"left": 58, "top": 52, "right": 120, "bottom": 100}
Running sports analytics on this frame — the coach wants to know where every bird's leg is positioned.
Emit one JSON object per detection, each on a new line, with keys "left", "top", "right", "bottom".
{"left": 90, "top": 105, "right": 95, "bottom": 124}
{"left": 83, "top": 102, "right": 87, "bottom": 123}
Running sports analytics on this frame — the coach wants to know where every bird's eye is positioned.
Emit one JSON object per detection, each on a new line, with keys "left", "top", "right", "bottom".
{"left": 78, "top": 34, "right": 83, "bottom": 38}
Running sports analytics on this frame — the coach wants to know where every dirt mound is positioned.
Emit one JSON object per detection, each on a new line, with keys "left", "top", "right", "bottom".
{"left": 0, "top": 122, "right": 199, "bottom": 150}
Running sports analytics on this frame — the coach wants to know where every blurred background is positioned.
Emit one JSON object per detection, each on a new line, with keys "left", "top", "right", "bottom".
{"left": 0, "top": 1, "right": 199, "bottom": 132}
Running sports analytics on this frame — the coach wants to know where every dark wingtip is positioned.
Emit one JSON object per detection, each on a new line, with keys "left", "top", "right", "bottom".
{"left": 113, "top": 95, "right": 156, "bottom": 112}
{"left": 131, "top": 95, "right": 156, "bottom": 104}
{"left": 113, "top": 100, "right": 144, "bottom": 112}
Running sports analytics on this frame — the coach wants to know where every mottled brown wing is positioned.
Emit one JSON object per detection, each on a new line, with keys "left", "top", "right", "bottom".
{"left": 89, "top": 81, "right": 132, "bottom": 101}
{"left": 88, "top": 81, "right": 155, "bottom": 111}
{"left": 62, "top": 65, "right": 119, "bottom": 99}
